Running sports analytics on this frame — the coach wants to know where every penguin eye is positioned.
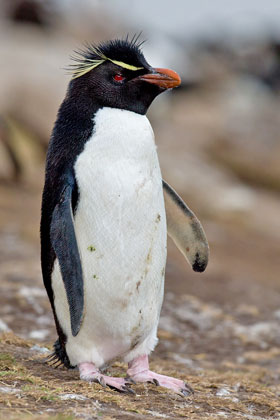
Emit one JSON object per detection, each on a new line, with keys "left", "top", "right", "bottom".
{"left": 113, "top": 74, "right": 124, "bottom": 82}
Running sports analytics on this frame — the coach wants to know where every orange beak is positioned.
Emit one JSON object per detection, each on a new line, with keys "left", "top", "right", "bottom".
{"left": 139, "top": 67, "right": 181, "bottom": 89}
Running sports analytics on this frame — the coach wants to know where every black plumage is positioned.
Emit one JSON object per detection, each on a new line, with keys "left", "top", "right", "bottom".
{"left": 69, "top": 35, "right": 148, "bottom": 75}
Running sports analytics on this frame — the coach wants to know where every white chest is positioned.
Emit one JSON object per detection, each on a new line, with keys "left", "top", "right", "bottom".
{"left": 52, "top": 107, "right": 167, "bottom": 366}
{"left": 74, "top": 107, "right": 159, "bottom": 202}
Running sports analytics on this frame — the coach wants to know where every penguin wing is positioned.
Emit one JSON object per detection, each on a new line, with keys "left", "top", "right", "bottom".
{"left": 50, "top": 181, "right": 84, "bottom": 337}
{"left": 163, "top": 180, "right": 209, "bottom": 272}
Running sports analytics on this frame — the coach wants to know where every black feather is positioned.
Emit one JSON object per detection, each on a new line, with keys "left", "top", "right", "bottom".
{"left": 41, "top": 91, "right": 95, "bottom": 370}
{"left": 46, "top": 338, "right": 75, "bottom": 369}
{"left": 67, "top": 35, "right": 149, "bottom": 77}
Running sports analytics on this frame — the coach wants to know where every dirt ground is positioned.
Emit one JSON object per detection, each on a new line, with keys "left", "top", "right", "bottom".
{"left": 0, "top": 176, "right": 280, "bottom": 420}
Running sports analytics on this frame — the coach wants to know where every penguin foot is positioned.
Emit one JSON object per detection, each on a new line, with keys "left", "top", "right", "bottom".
{"left": 127, "top": 355, "right": 194, "bottom": 397}
{"left": 79, "top": 362, "right": 135, "bottom": 393}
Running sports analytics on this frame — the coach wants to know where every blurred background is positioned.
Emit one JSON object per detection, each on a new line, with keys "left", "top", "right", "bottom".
{"left": 1, "top": 0, "right": 280, "bottom": 372}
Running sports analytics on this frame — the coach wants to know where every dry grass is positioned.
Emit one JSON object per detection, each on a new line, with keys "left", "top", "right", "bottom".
{"left": 0, "top": 332, "right": 279, "bottom": 420}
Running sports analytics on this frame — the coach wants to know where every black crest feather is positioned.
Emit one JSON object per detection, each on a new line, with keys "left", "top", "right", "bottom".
{"left": 67, "top": 34, "right": 148, "bottom": 79}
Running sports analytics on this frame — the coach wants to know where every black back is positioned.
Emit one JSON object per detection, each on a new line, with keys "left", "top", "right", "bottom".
{"left": 41, "top": 97, "right": 96, "bottom": 365}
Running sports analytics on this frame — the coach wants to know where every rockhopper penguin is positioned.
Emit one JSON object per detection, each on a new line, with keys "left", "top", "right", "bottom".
{"left": 41, "top": 37, "right": 209, "bottom": 395}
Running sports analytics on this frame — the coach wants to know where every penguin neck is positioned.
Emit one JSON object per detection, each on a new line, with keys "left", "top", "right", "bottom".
{"left": 64, "top": 91, "right": 100, "bottom": 122}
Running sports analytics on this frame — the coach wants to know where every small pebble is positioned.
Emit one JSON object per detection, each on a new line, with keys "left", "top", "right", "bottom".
{"left": 30, "top": 344, "right": 50, "bottom": 354}
{"left": 59, "top": 393, "right": 88, "bottom": 401}
{"left": 0, "top": 386, "right": 21, "bottom": 394}
{"left": 216, "top": 388, "right": 231, "bottom": 397}
{"left": 29, "top": 329, "right": 49, "bottom": 340}
{"left": 0, "top": 319, "right": 11, "bottom": 332}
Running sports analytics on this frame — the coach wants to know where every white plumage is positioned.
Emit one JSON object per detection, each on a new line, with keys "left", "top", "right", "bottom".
{"left": 51, "top": 107, "right": 167, "bottom": 368}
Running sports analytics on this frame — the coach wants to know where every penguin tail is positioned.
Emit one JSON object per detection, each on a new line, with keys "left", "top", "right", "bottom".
{"left": 45, "top": 338, "right": 75, "bottom": 369}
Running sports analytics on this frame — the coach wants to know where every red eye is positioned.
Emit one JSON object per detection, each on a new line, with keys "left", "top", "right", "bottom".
{"left": 114, "top": 74, "right": 124, "bottom": 82}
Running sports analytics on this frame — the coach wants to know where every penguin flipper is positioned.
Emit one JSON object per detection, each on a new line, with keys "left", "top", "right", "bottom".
{"left": 50, "top": 182, "right": 84, "bottom": 337}
{"left": 162, "top": 180, "right": 209, "bottom": 272}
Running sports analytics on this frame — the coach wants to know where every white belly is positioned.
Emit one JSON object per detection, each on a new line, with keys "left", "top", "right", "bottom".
{"left": 51, "top": 108, "right": 167, "bottom": 367}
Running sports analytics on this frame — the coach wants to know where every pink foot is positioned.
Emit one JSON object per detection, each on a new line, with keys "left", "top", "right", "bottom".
{"left": 79, "top": 362, "right": 134, "bottom": 394}
{"left": 127, "top": 355, "right": 194, "bottom": 397}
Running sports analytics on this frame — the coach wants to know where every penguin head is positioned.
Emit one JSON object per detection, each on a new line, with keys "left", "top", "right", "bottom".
{"left": 67, "top": 37, "right": 181, "bottom": 115}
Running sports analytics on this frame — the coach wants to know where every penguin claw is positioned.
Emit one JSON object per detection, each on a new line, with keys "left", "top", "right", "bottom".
{"left": 121, "top": 385, "right": 136, "bottom": 395}
{"left": 79, "top": 363, "right": 136, "bottom": 394}
{"left": 183, "top": 382, "right": 194, "bottom": 395}
{"left": 105, "top": 381, "right": 135, "bottom": 394}
{"left": 180, "top": 387, "right": 193, "bottom": 397}
{"left": 127, "top": 359, "right": 194, "bottom": 396}
{"left": 98, "top": 377, "right": 107, "bottom": 388}
{"left": 125, "top": 377, "right": 136, "bottom": 385}
{"left": 92, "top": 376, "right": 105, "bottom": 388}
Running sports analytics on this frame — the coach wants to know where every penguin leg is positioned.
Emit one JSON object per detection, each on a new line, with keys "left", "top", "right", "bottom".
{"left": 78, "top": 362, "right": 135, "bottom": 394}
{"left": 126, "top": 355, "right": 194, "bottom": 397}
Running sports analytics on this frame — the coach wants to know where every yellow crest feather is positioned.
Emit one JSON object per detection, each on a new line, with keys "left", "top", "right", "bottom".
{"left": 68, "top": 42, "right": 144, "bottom": 79}
{"left": 107, "top": 59, "right": 143, "bottom": 71}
